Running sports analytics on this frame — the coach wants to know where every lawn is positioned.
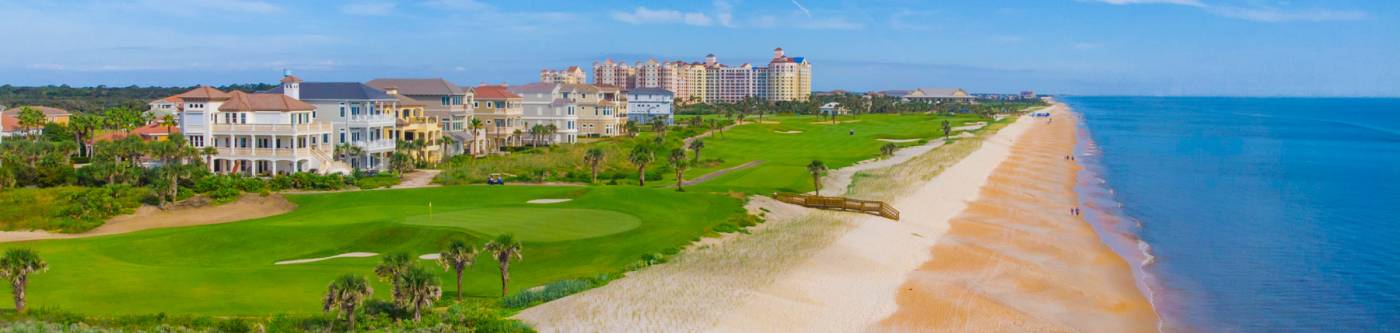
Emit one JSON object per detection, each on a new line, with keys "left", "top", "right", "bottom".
{"left": 1, "top": 185, "right": 743, "bottom": 315}
{"left": 677, "top": 113, "right": 989, "bottom": 194}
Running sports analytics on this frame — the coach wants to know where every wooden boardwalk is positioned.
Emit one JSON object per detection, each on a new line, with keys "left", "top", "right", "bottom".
{"left": 773, "top": 193, "right": 900, "bottom": 221}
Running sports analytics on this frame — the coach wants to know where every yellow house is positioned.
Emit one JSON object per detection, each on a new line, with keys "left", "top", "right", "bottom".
{"left": 383, "top": 89, "right": 443, "bottom": 164}
{"left": 567, "top": 84, "right": 627, "bottom": 137}
{"left": 470, "top": 85, "right": 524, "bottom": 152}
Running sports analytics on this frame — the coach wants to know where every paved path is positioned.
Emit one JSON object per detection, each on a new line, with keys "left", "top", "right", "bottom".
{"left": 682, "top": 160, "right": 765, "bottom": 186}
{"left": 392, "top": 169, "right": 441, "bottom": 189}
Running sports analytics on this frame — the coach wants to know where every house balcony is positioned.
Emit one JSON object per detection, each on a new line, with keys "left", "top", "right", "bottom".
{"left": 216, "top": 147, "right": 318, "bottom": 159}
{"left": 346, "top": 113, "right": 395, "bottom": 126}
{"left": 210, "top": 122, "right": 332, "bottom": 135}
{"left": 352, "top": 139, "right": 395, "bottom": 152}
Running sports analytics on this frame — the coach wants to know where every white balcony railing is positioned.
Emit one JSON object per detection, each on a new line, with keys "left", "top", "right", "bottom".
{"left": 352, "top": 140, "right": 394, "bottom": 151}
{"left": 347, "top": 114, "right": 394, "bottom": 124}
{"left": 216, "top": 147, "right": 316, "bottom": 159}
{"left": 210, "top": 122, "right": 332, "bottom": 135}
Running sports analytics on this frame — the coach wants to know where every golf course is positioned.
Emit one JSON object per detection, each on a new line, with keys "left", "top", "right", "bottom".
{"left": 2, "top": 185, "right": 743, "bottom": 315}
{"left": 0, "top": 111, "right": 1015, "bottom": 321}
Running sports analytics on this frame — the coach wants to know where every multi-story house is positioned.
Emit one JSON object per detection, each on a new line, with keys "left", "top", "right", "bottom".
{"left": 147, "top": 96, "right": 182, "bottom": 120}
{"left": 266, "top": 75, "right": 396, "bottom": 171}
{"left": 540, "top": 66, "right": 586, "bottom": 84}
{"left": 509, "top": 82, "right": 579, "bottom": 145}
{"left": 626, "top": 88, "right": 674, "bottom": 125}
{"left": 384, "top": 88, "right": 443, "bottom": 164}
{"left": 470, "top": 85, "right": 524, "bottom": 152}
{"left": 1, "top": 106, "right": 70, "bottom": 143}
{"left": 175, "top": 86, "right": 341, "bottom": 175}
{"left": 366, "top": 78, "right": 484, "bottom": 157}
{"left": 570, "top": 84, "right": 627, "bottom": 137}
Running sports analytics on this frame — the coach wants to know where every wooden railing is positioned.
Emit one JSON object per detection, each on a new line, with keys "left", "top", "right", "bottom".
{"left": 773, "top": 192, "right": 900, "bottom": 221}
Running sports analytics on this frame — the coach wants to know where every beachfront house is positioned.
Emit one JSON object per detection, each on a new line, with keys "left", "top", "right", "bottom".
{"left": 509, "top": 82, "right": 579, "bottom": 145}
{"left": 820, "top": 102, "right": 848, "bottom": 115}
{"left": 902, "top": 88, "right": 974, "bottom": 104}
{"left": 626, "top": 87, "right": 674, "bottom": 125}
{"left": 0, "top": 106, "right": 70, "bottom": 143}
{"left": 366, "top": 78, "right": 484, "bottom": 157}
{"left": 176, "top": 86, "right": 344, "bottom": 175}
{"left": 265, "top": 74, "right": 397, "bottom": 171}
{"left": 385, "top": 88, "right": 443, "bottom": 164}
{"left": 572, "top": 84, "right": 627, "bottom": 137}
{"left": 471, "top": 85, "right": 525, "bottom": 152}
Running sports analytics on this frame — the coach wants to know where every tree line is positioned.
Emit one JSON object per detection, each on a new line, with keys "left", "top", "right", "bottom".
{"left": 0, "top": 84, "right": 276, "bottom": 114}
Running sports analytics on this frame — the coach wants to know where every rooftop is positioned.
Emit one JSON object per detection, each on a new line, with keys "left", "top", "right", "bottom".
{"left": 366, "top": 78, "right": 466, "bottom": 96}
{"left": 218, "top": 91, "right": 317, "bottom": 112}
{"left": 264, "top": 82, "right": 393, "bottom": 101}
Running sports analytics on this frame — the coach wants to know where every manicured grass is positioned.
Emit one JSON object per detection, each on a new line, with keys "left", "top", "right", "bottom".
{"left": 678, "top": 113, "right": 989, "bottom": 194}
{"left": 1, "top": 185, "right": 743, "bottom": 315}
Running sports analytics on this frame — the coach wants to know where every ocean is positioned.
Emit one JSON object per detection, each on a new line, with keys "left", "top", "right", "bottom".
{"left": 1064, "top": 97, "right": 1400, "bottom": 332}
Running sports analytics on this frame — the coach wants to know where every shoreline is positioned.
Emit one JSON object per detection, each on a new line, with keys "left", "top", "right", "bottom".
{"left": 875, "top": 103, "right": 1158, "bottom": 332}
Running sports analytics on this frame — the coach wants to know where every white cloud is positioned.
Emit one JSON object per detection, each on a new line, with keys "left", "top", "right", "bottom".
{"left": 612, "top": 7, "right": 713, "bottom": 26}
{"left": 714, "top": 0, "right": 736, "bottom": 27}
{"left": 341, "top": 1, "right": 396, "bottom": 16}
{"left": 790, "top": 0, "right": 812, "bottom": 18}
{"left": 1086, "top": 0, "right": 1368, "bottom": 23}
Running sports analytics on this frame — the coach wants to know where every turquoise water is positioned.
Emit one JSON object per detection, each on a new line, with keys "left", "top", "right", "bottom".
{"left": 1065, "top": 97, "right": 1400, "bottom": 332}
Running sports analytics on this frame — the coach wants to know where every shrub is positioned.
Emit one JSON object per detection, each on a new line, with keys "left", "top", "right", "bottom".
{"left": 500, "top": 278, "right": 598, "bottom": 309}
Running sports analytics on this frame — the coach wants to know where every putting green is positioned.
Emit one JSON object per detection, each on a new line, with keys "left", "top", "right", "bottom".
{"left": 402, "top": 207, "right": 641, "bottom": 242}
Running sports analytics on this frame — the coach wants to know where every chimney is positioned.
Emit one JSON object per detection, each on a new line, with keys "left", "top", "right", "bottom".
{"left": 279, "top": 69, "right": 302, "bottom": 99}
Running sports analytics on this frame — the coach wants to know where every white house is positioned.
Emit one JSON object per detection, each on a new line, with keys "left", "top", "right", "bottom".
{"left": 509, "top": 82, "right": 580, "bottom": 145}
{"left": 820, "top": 102, "right": 848, "bottom": 115}
{"left": 264, "top": 74, "right": 397, "bottom": 171}
{"left": 626, "top": 87, "right": 674, "bottom": 125}
{"left": 176, "top": 86, "right": 345, "bottom": 175}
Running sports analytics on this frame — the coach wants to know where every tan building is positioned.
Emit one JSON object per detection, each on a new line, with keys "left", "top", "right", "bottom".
{"left": 569, "top": 84, "right": 627, "bottom": 137}
{"left": 471, "top": 85, "right": 525, "bottom": 152}
{"left": 592, "top": 59, "right": 633, "bottom": 88}
{"left": 586, "top": 48, "right": 809, "bottom": 104}
{"left": 762, "top": 47, "right": 812, "bottom": 102}
{"left": 540, "top": 66, "right": 586, "bottom": 84}
{"left": 365, "top": 78, "right": 483, "bottom": 157}
{"left": 383, "top": 89, "right": 443, "bottom": 164}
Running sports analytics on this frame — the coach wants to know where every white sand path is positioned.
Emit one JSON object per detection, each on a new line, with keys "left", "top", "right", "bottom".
{"left": 274, "top": 252, "right": 378, "bottom": 265}
{"left": 775, "top": 130, "right": 803, "bottom": 134}
{"left": 710, "top": 109, "right": 1042, "bottom": 332}
{"left": 526, "top": 199, "right": 572, "bottom": 204}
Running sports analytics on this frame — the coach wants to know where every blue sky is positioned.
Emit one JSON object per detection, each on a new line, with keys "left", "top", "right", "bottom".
{"left": 0, "top": 0, "right": 1396, "bottom": 96}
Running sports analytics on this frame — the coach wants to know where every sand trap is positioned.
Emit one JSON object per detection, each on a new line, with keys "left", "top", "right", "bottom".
{"left": 774, "top": 130, "right": 803, "bottom": 134}
{"left": 527, "top": 199, "right": 572, "bottom": 204}
{"left": 274, "top": 252, "right": 377, "bottom": 265}
{"left": 419, "top": 253, "right": 441, "bottom": 260}
{"left": 877, "top": 138, "right": 920, "bottom": 143}
{"left": 0, "top": 194, "right": 296, "bottom": 243}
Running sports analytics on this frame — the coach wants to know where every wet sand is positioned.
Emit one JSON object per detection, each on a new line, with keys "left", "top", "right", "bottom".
{"left": 875, "top": 105, "right": 1158, "bottom": 332}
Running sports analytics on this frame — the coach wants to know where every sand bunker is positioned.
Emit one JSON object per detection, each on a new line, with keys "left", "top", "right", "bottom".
{"left": 877, "top": 138, "right": 920, "bottom": 143}
{"left": 274, "top": 252, "right": 377, "bottom": 265}
{"left": 419, "top": 253, "right": 441, "bottom": 260}
{"left": 0, "top": 194, "right": 295, "bottom": 243}
{"left": 774, "top": 130, "right": 803, "bottom": 134}
{"left": 527, "top": 199, "right": 572, "bottom": 204}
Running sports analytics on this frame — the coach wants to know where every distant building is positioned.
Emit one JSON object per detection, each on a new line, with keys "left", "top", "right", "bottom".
{"left": 540, "top": 66, "right": 587, "bottom": 84}
{"left": 590, "top": 47, "right": 811, "bottom": 104}
{"left": 366, "top": 78, "right": 482, "bottom": 156}
{"left": 626, "top": 88, "right": 674, "bottom": 125}
{"left": 471, "top": 85, "right": 525, "bottom": 152}
{"left": 1021, "top": 91, "right": 1036, "bottom": 99}
{"left": 898, "top": 88, "right": 974, "bottom": 104}
{"left": 1, "top": 106, "right": 71, "bottom": 142}
{"left": 819, "top": 102, "right": 848, "bottom": 115}
{"left": 568, "top": 84, "right": 627, "bottom": 137}
{"left": 148, "top": 96, "right": 183, "bottom": 120}
{"left": 94, "top": 123, "right": 178, "bottom": 143}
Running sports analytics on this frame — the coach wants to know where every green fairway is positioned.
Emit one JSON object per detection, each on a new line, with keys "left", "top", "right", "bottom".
{"left": 1, "top": 185, "right": 743, "bottom": 315}
{"left": 678, "top": 113, "right": 991, "bottom": 194}
{"left": 402, "top": 207, "right": 642, "bottom": 242}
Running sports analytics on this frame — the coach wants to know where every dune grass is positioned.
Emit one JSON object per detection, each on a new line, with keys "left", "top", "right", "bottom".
{"left": 0, "top": 185, "right": 743, "bottom": 315}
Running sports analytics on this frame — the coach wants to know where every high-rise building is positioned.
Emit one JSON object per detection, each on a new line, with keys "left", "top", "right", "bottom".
{"left": 586, "top": 48, "right": 810, "bottom": 104}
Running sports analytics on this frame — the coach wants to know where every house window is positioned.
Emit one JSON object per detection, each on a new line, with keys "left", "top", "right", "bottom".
{"left": 340, "top": 103, "right": 346, "bottom": 117}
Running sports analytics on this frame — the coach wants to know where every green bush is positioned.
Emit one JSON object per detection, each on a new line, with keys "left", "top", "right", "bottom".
{"left": 500, "top": 278, "right": 599, "bottom": 309}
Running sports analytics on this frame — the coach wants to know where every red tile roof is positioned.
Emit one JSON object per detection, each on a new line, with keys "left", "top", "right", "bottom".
{"left": 2, "top": 106, "right": 71, "bottom": 117}
{"left": 93, "top": 124, "right": 178, "bottom": 142}
{"left": 175, "top": 86, "right": 232, "bottom": 100}
{"left": 280, "top": 75, "right": 303, "bottom": 84}
{"left": 218, "top": 91, "right": 316, "bottom": 112}
{"left": 0, "top": 114, "right": 17, "bottom": 132}
{"left": 472, "top": 85, "right": 522, "bottom": 100}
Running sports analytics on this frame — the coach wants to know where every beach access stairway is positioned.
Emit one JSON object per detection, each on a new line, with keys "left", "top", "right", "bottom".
{"left": 773, "top": 192, "right": 900, "bottom": 221}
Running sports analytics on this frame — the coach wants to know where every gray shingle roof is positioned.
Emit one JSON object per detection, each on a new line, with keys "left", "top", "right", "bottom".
{"left": 626, "top": 87, "right": 673, "bottom": 96}
{"left": 366, "top": 78, "right": 466, "bottom": 96}
{"left": 265, "top": 82, "right": 392, "bottom": 101}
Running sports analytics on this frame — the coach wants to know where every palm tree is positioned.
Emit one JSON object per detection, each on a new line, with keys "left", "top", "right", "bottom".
{"left": 650, "top": 118, "right": 667, "bottom": 137}
{"left": 512, "top": 129, "right": 523, "bottom": 148}
{"left": 438, "top": 240, "right": 478, "bottom": 301}
{"left": 398, "top": 266, "right": 443, "bottom": 321}
{"left": 706, "top": 119, "right": 723, "bottom": 139}
{"left": 941, "top": 120, "right": 952, "bottom": 140}
{"left": 68, "top": 114, "right": 101, "bottom": 158}
{"left": 628, "top": 145, "right": 654, "bottom": 187}
{"left": 469, "top": 118, "right": 485, "bottom": 153}
{"left": 668, "top": 148, "right": 688, "bottom": 191}
{"left": 373, "top": 252, "right": 414, "bottom": 305}
{"left": 322, "top": 274, "right": 373, "bottom": 330}
{"left": 529, "top": 124, "right": 545, "bottom": 148}
{"left": 334, "top": 143, "right": 364, "bottom": 166}
{"left": 624, "top": 121, "right": 640, "bottom": 138}
{"left": 0, "top": 248, "right": 47, "bottom": 313}
{"left": 159, "top": 114, "right": 178, "bottom": 136}
{"left": 806, "top": 160, "right": 827, "bottom": 196}
{"left": 584, "top": 147, "right": 605, "bottom": 184}
{"left": 484, "top": 234, "right": 523, "bottom": 297}
{"left": 16, "top": 107, "right": 45, "bottom": 140}
{"left": 688, "top": 139, "right": 705, "bottom": 162}
{"left": 544, "top": 124, "right": 558, "bottom": 145}
{"left": 200, "top": 146, "right": 218, "bottom": 170}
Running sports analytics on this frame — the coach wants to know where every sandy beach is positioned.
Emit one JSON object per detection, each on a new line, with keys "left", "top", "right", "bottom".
{"left": 875, "top": 104, "right": 1157, "bottom": 332}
